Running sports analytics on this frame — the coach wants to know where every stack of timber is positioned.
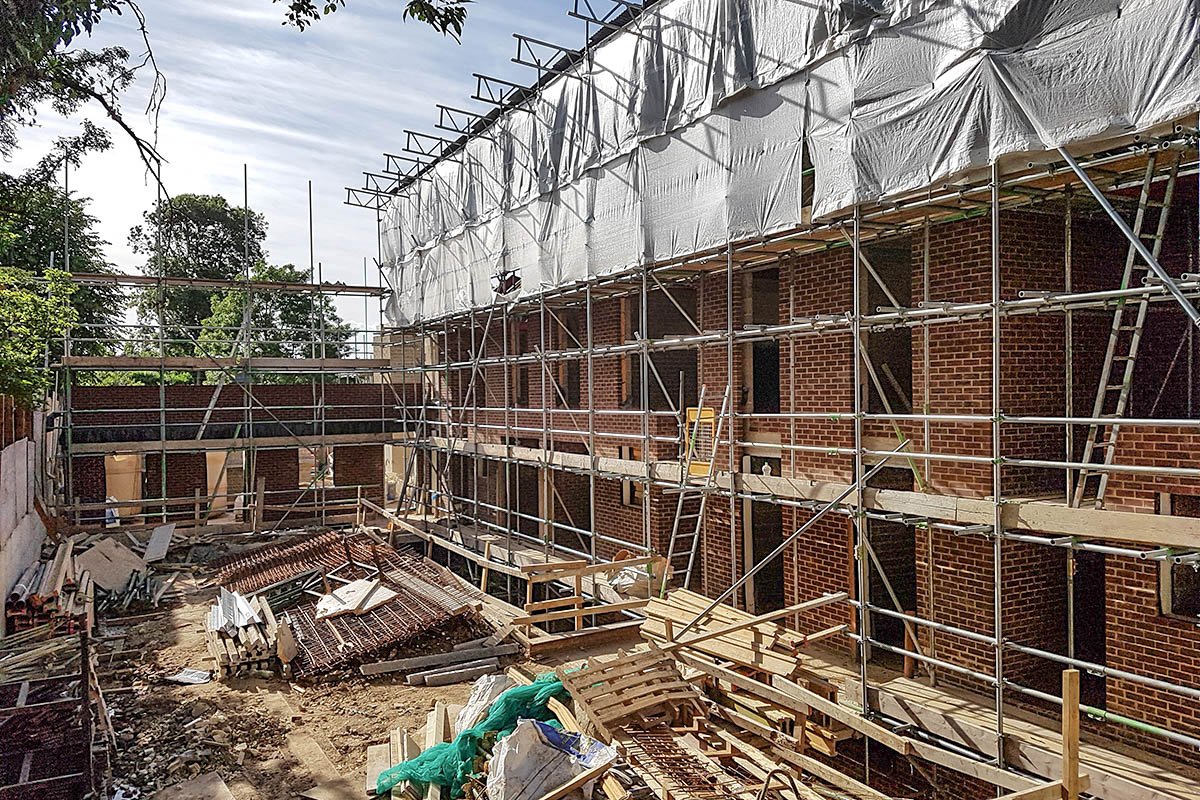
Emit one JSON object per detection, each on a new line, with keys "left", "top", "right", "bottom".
{"left": 642, "top": 589, "right": 856, "bottom": 757}
{"left": 4, "top": 542, "right": 94, "bottom": 635}
{"left": 556, "top": 647, "right": 883, "bottom": 800}
{"left": 363, "top": 701, "right": 450, "bottom": 800}
{"left": 205, "top": 594, "right": 280, "bottom": 678}
{"left": 361, "top": 629, "right": 518, "bottom": 685}
{"left": 0, "top": 624, "right": 83, "bottom": 683}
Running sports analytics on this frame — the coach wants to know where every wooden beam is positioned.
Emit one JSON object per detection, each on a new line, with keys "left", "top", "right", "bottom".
{"left": 428, "top": 435, "right": 1200, "bottom": 548}
{"left": 995, "top": 782, "right": 1067, "bottom": 800}
{"left": 512, "top": 598, "right": 648, "bottom": 626}
{"left": 68, "top": 271, "right": 385, "bottom": 295}
{"left": 662, "top": 592, "right": 847, "bottom": 652}
{"left": 527, "top": 555, "right": 664, "bottom": 583}
{"left": 994, "top": 777, "right": 1089, "bottom": 800}
{"left": 71, "top": 431, "right": 395, "bottom": 455}
{"left": 534, "top": 762, "right": 613, "bottom": 800}
{"left": 367, "top": 507, "right": 528, "bottom": 580}
{"left": 425, "top": 703, "right": 450, "bottom": 800}
{"left": 1062, "top": 669, "right": 1081, "bottom": 800}
{"left": 672, "top": 650, "right": 913, "bottom": 757}
{"left": 60, "top": 355, "right": 390, "bottom": 370}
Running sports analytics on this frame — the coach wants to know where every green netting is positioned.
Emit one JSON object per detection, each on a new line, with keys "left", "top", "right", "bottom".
{"left": 377, "top": 673, "right": 568, "bottom": 798}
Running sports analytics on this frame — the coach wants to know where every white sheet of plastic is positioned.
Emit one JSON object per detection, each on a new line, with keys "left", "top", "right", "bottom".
{"left": 382, "top": 0, "right": 1200, "bottom": 325}
{"left": 487, "top": 720, "right": 617, "bottom": 800}
{"left": 453, "top": 673, "right": 513, "bottom": 735}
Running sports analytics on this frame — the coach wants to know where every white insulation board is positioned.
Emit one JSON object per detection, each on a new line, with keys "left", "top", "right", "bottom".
{"left": 381, "top": 0, "right": 1200, "bottom": 325}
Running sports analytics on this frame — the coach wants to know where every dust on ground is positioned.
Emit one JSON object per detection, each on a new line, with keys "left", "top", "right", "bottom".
{"left": 103, "top": 591, "right": 482, "bottom": 799}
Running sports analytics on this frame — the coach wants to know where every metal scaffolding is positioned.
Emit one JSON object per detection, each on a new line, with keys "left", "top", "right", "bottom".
{"left": 355, "top": 119, "right": 1200, "bottom": 790}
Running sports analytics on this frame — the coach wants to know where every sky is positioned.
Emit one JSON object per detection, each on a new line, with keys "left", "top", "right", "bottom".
{"left": 7, "top": 0, "right": 579, "bottom": 329}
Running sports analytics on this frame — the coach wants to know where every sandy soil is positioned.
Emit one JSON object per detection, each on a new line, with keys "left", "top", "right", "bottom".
{"left": 103, "top": 590, "right": 487, "bottom": 799}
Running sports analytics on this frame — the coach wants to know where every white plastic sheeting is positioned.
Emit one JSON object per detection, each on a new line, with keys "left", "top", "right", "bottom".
{"left": 382, "top": 0, "right": 1199, "bottom": 325}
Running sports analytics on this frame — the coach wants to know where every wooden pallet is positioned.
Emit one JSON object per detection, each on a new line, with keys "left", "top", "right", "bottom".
{"left": 555, "top": 647, "right": 705, "bottom": 740}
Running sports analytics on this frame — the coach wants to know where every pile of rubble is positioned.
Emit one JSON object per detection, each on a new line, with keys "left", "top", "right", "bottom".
{"left": 109, "top": 694, "right": 293, "bottom": 796}
{"left": 205, "top": 531, "right": 499, "bottom": 679}
{"left": 5, "top": 522, "right": 193, "bottom": 636}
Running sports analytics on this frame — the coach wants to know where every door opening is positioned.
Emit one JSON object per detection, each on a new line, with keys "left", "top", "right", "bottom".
{"left": 745, "top": 455, "right": 784, "bottom": 613}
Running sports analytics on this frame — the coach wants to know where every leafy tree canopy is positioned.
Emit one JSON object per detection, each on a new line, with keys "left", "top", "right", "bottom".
{"left": 1, "top": 1, "right": 164, "bottom": 178}
{"left": 198, "top": 262, "right": 355, "bottom": 383}
{"left": 277, "top": 0, "right": 472, "bottom": 39}
{"left": 0, "top": 267, "right": 77, "bottom": 401}
{"left": 129, "top": 193, "right": 267, "bottom": 353}
{"left": 0, "top": 139, "right": 124, "bottom": 359}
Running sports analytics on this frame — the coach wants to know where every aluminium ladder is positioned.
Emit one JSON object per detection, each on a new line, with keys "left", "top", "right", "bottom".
{"left": 1070, "top": 152, "right": 1180, "bottom": 509}
{"left": 661, "top": 384, "right": 730, "bottom": 593}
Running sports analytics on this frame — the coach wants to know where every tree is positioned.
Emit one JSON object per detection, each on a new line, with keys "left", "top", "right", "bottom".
{"left": 277, "top": 0, "right": 472, "bottom": 39}
{"left": 198, "top": 262, "right": 355, "bottom": 382}
{"left": 129, "top": 193, "right": 267, "bottom": 354}
{"left": 1, "top": 1, "right": 165, "bottom": 181}
{"left": 0, "top": 267, "right": 77, "bottom": 401}
{"left": 0, "top": 143, "right": 124, "bottom": 359}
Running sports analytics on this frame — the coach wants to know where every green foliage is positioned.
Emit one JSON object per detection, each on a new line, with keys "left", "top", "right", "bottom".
{"left": 130, "top": 193, "right": 267, "bottom": 355}
{"left": 1, "top": 1, "right": 163, "bottom": 174}
{"left": 277, "top": 0, "right": 472, "bottom": 39}
{"left": 0, "top": 267, "right": 77, "bottom": 401}
{"left": 0, "top": 145, "right": 124, "bottom": 360}
{"left": 198, "top": 262, "right": 355, "bottom": 383}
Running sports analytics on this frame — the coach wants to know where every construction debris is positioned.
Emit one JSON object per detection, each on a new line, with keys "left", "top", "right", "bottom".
{"left": 204, "top": 532, "right": 498, "bottom": 677}
{"left": 314, "top": 577, "right": 398, "bottom": 620}
{"left": 487, "top": 719, "right": 616, "bottom": 800}
{"left": 5, "top": 541, "right": 94, "bottom": 634}
{"left": 76, "top": 537, "right": 146, "bottom": 591}
{"left": 0, "top": 624, "right": 112, "bottom": 798}
{"left": 362, "top": 643, "right": 520, "bottom": 678}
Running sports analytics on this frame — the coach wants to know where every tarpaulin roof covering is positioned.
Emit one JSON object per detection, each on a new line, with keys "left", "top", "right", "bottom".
{"left": 381, "top": 0, "right": 1199, "bottom": 326}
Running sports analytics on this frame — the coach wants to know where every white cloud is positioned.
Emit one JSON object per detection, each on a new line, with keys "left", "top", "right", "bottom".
{"left": 7, "top": 0, "right": 582, "bottom": 329}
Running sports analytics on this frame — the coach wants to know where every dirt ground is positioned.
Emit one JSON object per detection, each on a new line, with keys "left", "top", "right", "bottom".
{"left": 101, "top": 587, "right": 523, "bottom": 799}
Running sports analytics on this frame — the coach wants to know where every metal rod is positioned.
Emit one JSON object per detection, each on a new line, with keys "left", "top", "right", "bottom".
{"left": 1056, "top": 145, "right": 1200, "bottom": 326}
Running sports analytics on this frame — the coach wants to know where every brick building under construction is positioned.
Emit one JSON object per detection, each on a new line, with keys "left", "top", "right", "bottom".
{"left": 30, "top": 1, "right": 1200, "bottom": 798}
{"left": 343, "top": 1, "right": 1200, "bottom": 798}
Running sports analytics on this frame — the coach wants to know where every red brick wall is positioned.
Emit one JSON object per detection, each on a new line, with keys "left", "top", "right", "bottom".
{"left": 70, "top": 456, "right": 107, "bottom": 524}
{"left": 781, "top": 509, "right": 855, "bottom": 649}
{"left": 911, "top": 210, "right": 1067, "bottom": 498}
{"left": 1105, "top": 557, "right": 1200, "bottom": 766}
{"left": 333, "top": 444, "right": 384, "bottom": 501}
{"left": 69, "top": 383, "right": 398, "bottom": 441}
{"left": 781, "top": 248, "right": 855, "bottom": 482}
{"left": 143, "top": 452, "right": 208, "bottom": 521}
{"left": 1103, "top": 428, "right": 1200, "bottom": 513}
{"left": 913, "top": 530, "right": 1066, "bottom": 693}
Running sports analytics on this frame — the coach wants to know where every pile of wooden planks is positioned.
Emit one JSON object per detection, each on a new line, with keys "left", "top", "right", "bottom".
{"left": 204, "top": 595, "right": 280, "bottom": 678}
{"left": 642, "top": 589, "right": 855, "bottom": 757}
{"left": 5, "top": 542, "right": 94, "bottom": 635}
{"left": 361, "top": 635, "right": 520, "bottom": 686}
{"left": 364, "top": 701, "right": 450, "bottom": 800}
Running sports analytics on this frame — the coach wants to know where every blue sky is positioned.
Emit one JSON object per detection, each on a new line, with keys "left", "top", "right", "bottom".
{"left": 8, "top": 0, "right": 578, "bottom": 327}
